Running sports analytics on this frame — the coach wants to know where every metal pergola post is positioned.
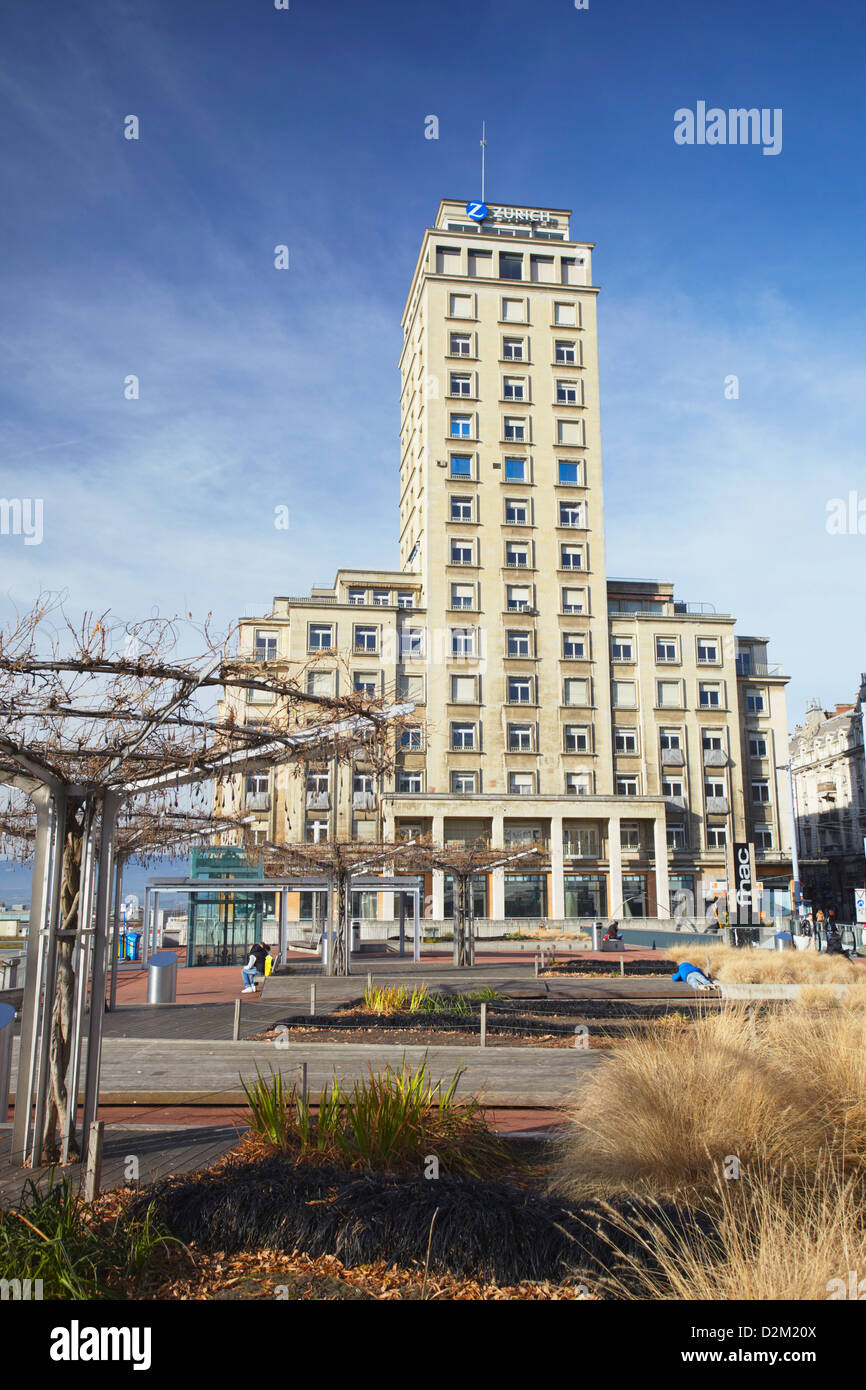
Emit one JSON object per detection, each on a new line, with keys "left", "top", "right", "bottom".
{"left": 82, "top": 791, "right": 119, "bottom": 1139}
{"left": 108, "top": 854, "right": 124, "bottom": 1011}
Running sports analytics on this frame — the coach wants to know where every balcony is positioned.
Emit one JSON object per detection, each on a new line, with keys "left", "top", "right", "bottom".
{"left": 353, "top": 790, "right": 376, "bottom": 811}
{"left": 706, "top": 796, "right": 729, "bottom": 815}
{"left": 660, "top": 747, "right": 685, "bottom": 767}
{"left": 664, "top": 795, "right": 687, "bottom": 812}
{"left": 563, "top": 840, "right": 600, "bottom": 860}
{"left": 736, "top": 659, "right": 785, "bottom": 678}
{"left": 246, "top": 792, "right": 270, "bottom": 813}
{"left": 306, "top": 791, "right": 330, "bottom": 811}
{"left": 703, "top": 748, "right": 729, "bottom": 767}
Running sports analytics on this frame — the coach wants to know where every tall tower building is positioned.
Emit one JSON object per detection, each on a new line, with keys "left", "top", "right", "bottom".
{"left": 221, "top": 196, "right": 794, "bottom": 933}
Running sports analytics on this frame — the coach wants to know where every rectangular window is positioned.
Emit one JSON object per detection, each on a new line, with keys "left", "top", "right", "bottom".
{"left": 450, "top": 582, "right": 474, "bottom": 610}
{"left": 450, "top": 538, "right": 474, "bottom": 565}
{"left": 657, "top": 680, "right": 682, "bottom": 707}
{"left": 507, "top": 630, "right": 531, "bottom": 657}
{"left": 505, "top": 542, "right": 530, "bottom": 568}
{"left": 450, "top": 674, "right": 477, "bottom": 703}
{"left": 612, "top": 681, "right": 636, "bottom": 708}
{"left": 705, "top": 780, "right": 725, "bottom": 800}
{"left": 353, "top": 671, "right": 378, "bottom": 696}
{"left": 660, "top": 728, "right": 681, "bottom": 750}
{"left": 450, "top": 495, "right": 473, "bottom": 521}
{"left": 508, "top": 724, "right": 533, "bottom": 751}
{"left": 699, "top": 683, "right": 721, "bottom": 708}
{"left": 306, "top": 670, "right": 333, "bottom": 696}
{"left": 449, "top": 333, "right": 471, "bottom": 356}
{"left": 397, "top": 592, "right": 415, "bottom": 608}
{"left": 529, "top": 254, "right": 555, "bottom": 283}
{"left": 502, "top": 338, "right": 524, "bottom": 361}
{"left": 504, "top": 456, "right": 527, "bottom": 481}
{"left": 400, "top": 726, "right": 422, "bottom": 750}
{"left": 559, "top": 501, "right": 583, "bottom": 527}
{"left": 451, "top": 722, "right": 476, "bottom": 750}
{"left": 702, "top": 732, "right": 723, "bottom": 751}
{"left": 504, "top": 417, "right": 526, "bottom": 441}
{"left": 564, "top": 677, "right": 589, "bottom": 706}
{"left": 372, "top": 590, "right": 389, "bottom": 606}
{"left": 354, "top": 625, "right": 378, "bottom": 652}
{"left": 663, "top": 778, "right": 684, "bottom": 798}
{"left": 508, "top": 675, "right": 532, "bottom": 704}
{"left": 450, "top": 628, "right": 476, "bottom": 658}
{"left": 656, "top": 638, "right": 678, "bottom": 663}
{"left": 564, "top": 724, "right": 589, "bottom": 753}
{"left": 400, "top": 628, "right": 424, "bottom": 658}
{"left": 347, "top": 589, "right": 366, "bottom": 606}
{"left": 558, "top": 459, "right": 582, "bottom": 484}
{"left": 504, "top": 873, "right": 547, "bottom": 914}
{"left": 503, "top": 376, "right": 526, "bottom": 401}
{"left": 449, "top": 373, "right": 471, "bottom": 397}
{"left": 451, "top": 771, "right": 477, "bottom": 794}
{"left": 565, "top": 773, "right": 591, "bottom": 796}
{"left": 450, "top": 413, "right": 472, "bottom": 438}
{"left": 707, "top": 825, "right": 727, "bottom": 848}
{"left": 667, "top": 825, "right": 687, "bottom": 850}
{"left": 509, "top": 772, "right": 534, "bottom": 795}
{"left": 505, "top": 497, "right": 528, "bottom": 524}
{"left": 615, "top": 728, "right": 637, "bottom": 753}
{"left": 560, "top": 544, "right": 583, "bottom": 569}
{"left": 561, "top": 586, "right": 585, "bottom": 614}
{"left": 621, "top": 823, "right": 640, "bottom": 850}
{"left": 563, "top": 632, "right": 586, "bottom": 659}
{"left": 556, "top": 380, "right": 579, "bottom": 405}
{"left": 450, "top": 454, "right": 472, "bottom": 478}
{"left": 554, "top": 302, "right": 577, "bottom": 326}
{"left": 467, "top": 249, "right": 493, "bottom": 277}
{"left": 557, "top": 420, "right": 582, "bottom": 446}
{"left": 611, "top": 637, "right": 633, "bottom": 662}
{"left": 254, "top": 629, "right": 278, "bottom": 660}
{"left": 752, "top": 779, "right": 770, "bottom": 803}
{"left": 449, "top": 293, "right": 472, "bottom": 317}
{"left": 555, "top": 341, "right": 576, "bottom": 364}
{"left": 697, "top": 639, "right": 719, "bottom": 663}
{"left": 308, "top": 624, "right": 333, "bottom": 651}
{"left": 397, "top": 772, "right": 423, "bottom": 793}
{"left": 749, "top": 735, "right": 768, "bottom": 758}
{"left": 746, "top": 690, "right": 766, "bottom": 714}
{"left": 616, "top": 776, "right": 639, "bottom": 796}
{"left": 397, "top": 674, "right": 424, "bottom": 700}
{"left": 754, "top": 826, "right": 774, "bottom": 850}
{"left": 507, "top": 585, "right": 531, "bottom": 611}
{"left": 499, "top": 253, "right": 523, "bottom": 280}
{"left": 501, "top": 297, "right": 525, "bottom": 322}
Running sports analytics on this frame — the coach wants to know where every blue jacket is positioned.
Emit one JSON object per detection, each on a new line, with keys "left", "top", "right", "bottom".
{"left": 671, "top": 961, "right": 702, "bottom": 982}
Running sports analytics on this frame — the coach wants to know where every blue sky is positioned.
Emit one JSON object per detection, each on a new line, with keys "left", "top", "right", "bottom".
{"left": 1, "top": 0, "right": 865, "bottom": 897}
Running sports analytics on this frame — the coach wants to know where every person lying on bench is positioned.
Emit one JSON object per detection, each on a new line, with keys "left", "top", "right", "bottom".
{"left": 671, "top": 960, "right": 717, "bottom": 990}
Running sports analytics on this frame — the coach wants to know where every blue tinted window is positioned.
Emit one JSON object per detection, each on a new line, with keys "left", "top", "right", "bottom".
{"left": 504, "top": 457, "right": 526, "bottom": 481}
{"left": 558, "top": 461, "right": 579, "bottom": 484}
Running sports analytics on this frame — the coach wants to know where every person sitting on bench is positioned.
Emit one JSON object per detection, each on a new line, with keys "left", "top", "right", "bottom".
{"left": 671, "top": 959, "right": 716, "bottom": 991}
{"left": 603, "top": 921, "right": 621, "bottom": 942}
{"left": 241, "top": 941, "right": 269, "bottom": 993}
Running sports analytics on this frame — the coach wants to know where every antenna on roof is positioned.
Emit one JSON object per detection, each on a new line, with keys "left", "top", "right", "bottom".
{"left": 480, "top": 120, "right": 487, "bottom": 202}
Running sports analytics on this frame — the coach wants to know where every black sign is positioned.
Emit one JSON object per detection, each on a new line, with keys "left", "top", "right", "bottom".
{"left": 733, "top": 842, "right": 753, "bottom": 924}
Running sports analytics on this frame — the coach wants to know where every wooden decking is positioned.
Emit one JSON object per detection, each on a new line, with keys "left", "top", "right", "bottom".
{"left": 0, "top": 1122, "right": 245, "bottom": 1206}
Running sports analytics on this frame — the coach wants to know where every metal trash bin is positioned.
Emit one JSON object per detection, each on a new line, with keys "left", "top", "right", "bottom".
{"left": 591, "top": 921, "right": 603, "bottom": 951}
{"left": 0, "top": 1002, "right": 15, "bottom": 1123}
{"left": 147, "top": 950, "right": 178, "bottom": 1004}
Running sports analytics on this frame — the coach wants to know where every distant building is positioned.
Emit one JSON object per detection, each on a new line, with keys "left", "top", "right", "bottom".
{"left": 790, "top": 677, "right": 866, "bottom": 919}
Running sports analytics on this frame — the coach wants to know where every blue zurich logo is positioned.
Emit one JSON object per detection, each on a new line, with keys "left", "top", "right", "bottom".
{"left": 466, "top": 201, "right": 488, "bottom": 222}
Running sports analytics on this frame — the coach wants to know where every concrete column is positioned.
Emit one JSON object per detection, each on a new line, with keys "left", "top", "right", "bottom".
{"left": 607, "top": 812, "right": 622, "bottom": 919}
{"left": 491, "top": 867, "right": 505, "bottom": 920}
{"left": 432, "top": 869, "right": 445, "bottom": 920}
{"left": 549, "top": 813, "right": 565, "bottom": 920}
{"left": 653, "top": 814, "right": 670, "bottom": 920}
{"left": 491, "top": 811, "right": 504, "bottom": 849}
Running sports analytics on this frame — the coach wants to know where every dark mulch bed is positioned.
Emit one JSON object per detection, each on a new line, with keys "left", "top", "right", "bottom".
{"left": 541, "top": 959, "right": 688, "bottom": 978}
{"left": 132, "top": 1157, "right": 715, "bottom": 1287}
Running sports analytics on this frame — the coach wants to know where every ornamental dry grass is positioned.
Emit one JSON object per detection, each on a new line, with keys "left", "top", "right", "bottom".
{"left": 551, "top": 1004, "right": 866, "bottom": 1202}
{"left": 665, "top": 943, "right": 860, "bottom": 985}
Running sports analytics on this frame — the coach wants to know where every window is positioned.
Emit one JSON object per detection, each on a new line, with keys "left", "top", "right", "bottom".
{"left": 372, "top": 590, "right": 389, "bottom": 606}
{"left": 451, "top": 582, "right": 474, "bottom": 610}
{"left": 353, "top": 773, "right": 374, "bottom": 795}
{"left": 505, "top": 873, "right": 547, "bottom": 915}
{"left": 565, "top": 773, "right": 591, "bottom": 795}
{"left": 746, "top": 690, "right": 766, "bottom": 714}
{"left": 615, "top": 728, "right": 637, "bottom": 753}
{"left": 450, "top": 333, "right": 471, "bottom": 356}
{"left": 705, "top": 780, "right": 725, "bottom": 800}
{"left": 621, "top": 824, "right": 640, "bottom": 850}
{"left": 254, "top": 629, "right": 278, "bottom": 660}
{"left": 449, "top": 293, "right": 472, "bottom": 317}
{"left": 451, "top": 628, "right": 476, "bottom": 658}
{"left": 509, "top": 772, "right": 534, "bottom": 796}
{"left": 656, "top": 638, "right": 678, "bottom": 663}
{"left": 499, "top": 253, "right": 523, "bottom": 280}
{"left": 749, "top": 735, "right": 768, "bottom": 758}
{"left": 508, "top": 723, "right": 533, "bottom": 752}
{"left": 508, "top": 676, "right": 532, "bottom": 704}
{"left": 450, "top": 454, "right": 472, "bottom": 477}
{"left": 354, "top": 625, "right": 377, "bottom": 652}
{"left": 507, "top": 585, "right": 531, "bottom": 611}
{"left": 308, "top": 624, "right": 333, "bottom": 651}
{"left": 706, "top": 825, "right": 727, "bottom": 849}
{"left": 559, "top": 501, "right": 583, "bottom": 527}
{"left": 450, "top": 538, "right": 474, "bottom": 565}
{"left": 563, "top": 632, "right": 586, "bottom": 659}
{"left": 564, "top": 724, "right": 589, "bottom": 753}
{"left": 699, "top": 683, "right": 721, "bottom": 709}
{"left": 347, "top": 589, "right": 366, "bottom": 606}
{"left": 554, "top": 302, "right": 577, "bottom": 325}
{"left": 450, "top": 373, "right": 471, "bottom": 397}
{"left": 564, "top": 677, "right": 589, "bottom": 706}
{"left": 450, "top": 674, "right": 477, "bottom": 703}
{"left": 558, "top": 460, "right": 581, "bottom": 484}
{"left": 660, "top": 728, "right": 681, "bottom": 750}
{"left": 702, "top": 732, "right": 723, "bottom": 751}
{"left": 450, "top": 495, "right": 473, "bottom": 521}
{"left": 562, "top": 586, "right": 585, "bottom": 613}
{"left": 504, "top": 456, "right": 527, "bottom": 481}
{"left": 697, "top": 639, "right": 719, "bottom": 664}
{"left": 504, "top": 417, "right": 526, "bottom": 441}
{"left": 398, "top": 772, "right": 423, "bottom": 793}
{"left": 505, "top": 497, "right": 528, "bottom": 524}
{"left": 400, "top": 628, "right": 424, "bottom": 658}
{"left": 657, "top": 680, "right": 682, "bottom": 707}
{"left": 752, "top": 779, "right": 770, "bottom": 803}
{"left": 556, "top": 380, "right": 579, "bottom": 405}
{"left": 555, "top": 340, "right": 577, "bottom": 364}
{"left": 754, "top": 826, "right": 774, "bottom": 850}
{"left": 435, "top": 245, "right": 461, "bottom": 274}
{"left": 450, "top": 413, "right": 472, "bottom": 438}
{"left": 616, "top": 776, "right": 638, "bottom": 796}
{"left": 507, "top": 630, "right": 531, "bottom": 657}
{"left": 397, "top": 592, "right": 415, "bottom": 608}
{"left": 529, "top": 254, "right": 555, "bottom": 282}
{"left": 557, "top": 420, "right": 582, "bottom": 445}
{"left": 611, "top": 637, "right": 633, "bottom": 662}
{"left": 560, "top": 544, "right": 583, "bottom": 569}
{"left": 505, "top": 542, "right": 530, "bottom": 568}
{"left": 503, "top": 376, "right": 526, "bottom": 401}
{"left": 247, "top": 772, "right": 269, "bottom": 797}
{"left": 306, "top": 670, "right": 333, "bottom": 696}
{"left": 501, "top": 297, "right": 525, "bottom": 322}
{"left": 397, "top": 674, "right": 424, "bottom": 700}
{"left": 667, "top": 825, "right": 687, "bottom": 850}
{"left": 451, "top": 722, "right": 476, "bottom": 750}
{"left": 305, "top": 819, "right": 329, "bottom": 843}
{"left": 400, "top": 726, "right": 422, "bottom": 750}
{"left": 663, "top": 778, "right": 684, "bottom": 798}
{"left": 502, "top": 338, "right": 524, "bottom": 361}
{"left": 451, "top": 771, "right": 477, "bottom": 794}
{"left": 612, "top": 681, "right": 636, "bottom": 708}
{"left": 353, "top": 671, "right": 378, "bottom": 696}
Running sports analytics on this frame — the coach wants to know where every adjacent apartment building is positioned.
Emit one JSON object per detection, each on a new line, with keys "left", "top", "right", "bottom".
{"left": 222, "top": 197, "right": 793, "bottom": 925}
{"left": 789, "top": 678, "right": 866, "bottom": 918}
